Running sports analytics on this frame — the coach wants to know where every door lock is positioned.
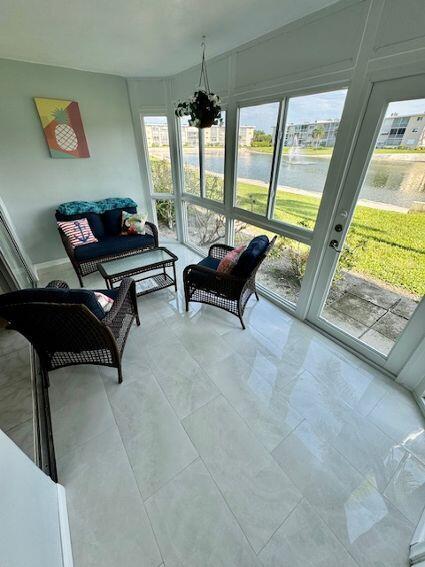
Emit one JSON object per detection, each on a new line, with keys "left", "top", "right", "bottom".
{"left": 329, "top": 239, "right": 342, "bottom": 252}
{"left": 335, "top": 224, "right": 343, "bottom": 232}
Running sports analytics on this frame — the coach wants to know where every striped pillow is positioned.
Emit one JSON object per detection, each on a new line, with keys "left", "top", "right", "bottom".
{"left": 57, "top": 218, "right": 98, "bottom": 248}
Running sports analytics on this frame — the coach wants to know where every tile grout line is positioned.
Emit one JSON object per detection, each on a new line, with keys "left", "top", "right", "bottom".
{"left": 98, "top": 367, "right": 166, "bottom": 567}
{"left": 180, "top": 396, "right": 303, "bottom": 558}
{"left": 255, "top": 496, "right": 303, "bottom": 557}
{"left": 203, "top": 361, "right": 304, "bottom": 455}
{"left": 301, "top": 494, "right": 363, "bottom": 567}
{"left": 195, "top": 450, "right": 261, "bottom": 558}
{"left": 143, "top": 455, "right": 201, "bottom": 504}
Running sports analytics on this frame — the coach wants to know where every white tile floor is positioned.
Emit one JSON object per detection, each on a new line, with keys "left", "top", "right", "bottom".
{"left": 38, "top": 242, "right": 425, "bottom": 567}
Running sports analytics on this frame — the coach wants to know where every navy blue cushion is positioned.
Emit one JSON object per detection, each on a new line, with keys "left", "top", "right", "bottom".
{"left": 233, "top": 235, "right": 269, "bottom": 278}
{"left": 0, "top": 288, "right": 106, "bottom": 319}
{"left": 102, "top": 207, "right": 137, "bottom": 236}
{"left": 74, "top": 234, "right": 155, "bottom": 261}
{"left": 55, "top": 211, "right": 105, "bottom": 240}
{"left": 189, "top": 256, "right": 220, "bottom": 287}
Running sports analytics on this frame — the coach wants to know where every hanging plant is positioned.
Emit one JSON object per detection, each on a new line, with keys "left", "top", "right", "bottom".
{"left": 175, "top": 38, "right": 222, "bottom": 129}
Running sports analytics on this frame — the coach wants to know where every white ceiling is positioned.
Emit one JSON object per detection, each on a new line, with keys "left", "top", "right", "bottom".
{"left": 0, "top": 0, "right": 341, "bottom": 77}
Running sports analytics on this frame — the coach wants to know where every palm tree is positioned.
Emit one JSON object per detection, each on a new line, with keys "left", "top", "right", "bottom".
{"left": 312, "top": 125, "right": 326, "bottom": 148}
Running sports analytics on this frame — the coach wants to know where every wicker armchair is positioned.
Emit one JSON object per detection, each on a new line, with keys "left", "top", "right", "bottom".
{"left": 183, "top": 236, "right": 276, "bottom": 329}
{"left": 0, "top": 278, "right": 139, "bottom": 383}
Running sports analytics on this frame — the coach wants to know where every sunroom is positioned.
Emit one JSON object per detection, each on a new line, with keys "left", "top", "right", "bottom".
{"left": 0, "top": 1, "right": 425, "bottom": 566}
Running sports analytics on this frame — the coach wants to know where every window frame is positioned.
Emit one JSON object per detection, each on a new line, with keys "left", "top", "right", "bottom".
{"left": 176, "top": 83, "right": 349, "bottom": 311}
{"left": 232, "top": 87, "right": 348, "bottom": 239}
{"left": 140, "top": 111, "right": 181, "bottom": 241}
{"left": 140, "top": 113, "right": 175, "bottom": 199}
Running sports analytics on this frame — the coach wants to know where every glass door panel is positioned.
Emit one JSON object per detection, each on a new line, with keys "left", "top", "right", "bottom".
{"left": 319, "top": 96, "right": 425, "bottom": 357}
{"left": 273, "top": 89, "right": 347, "bottom": 229}
{"left": 235, "top": 102, "right": 280, "bottom": 215}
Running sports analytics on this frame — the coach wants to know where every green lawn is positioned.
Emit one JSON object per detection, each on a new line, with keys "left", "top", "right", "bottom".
{"left": 236, "top": 181, "right": 425, "bottom": 296}
{"left": 247, "top": 146, "right": 425, "bottom": 156}
{"left": 150, "top": 157, "right": 425, "bottom": 296}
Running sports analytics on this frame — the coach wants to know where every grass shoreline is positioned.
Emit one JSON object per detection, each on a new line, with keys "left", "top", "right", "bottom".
{"left": 246, "top": 146, "right": 425, "bottom": 156}
{"left": 150, "top": 158, "right": 425, "bottom": 296}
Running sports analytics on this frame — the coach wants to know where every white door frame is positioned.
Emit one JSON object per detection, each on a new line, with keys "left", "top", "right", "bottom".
{"left": 307, "top": 73, "right": 425, "bottom": 374}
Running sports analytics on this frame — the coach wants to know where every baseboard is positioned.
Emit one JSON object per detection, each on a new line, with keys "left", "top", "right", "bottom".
{"left": 57, "top": 484, "right": 74, "bottom": 567}
{"left": 34, "top": 257, "right": 70, "bottom": 275}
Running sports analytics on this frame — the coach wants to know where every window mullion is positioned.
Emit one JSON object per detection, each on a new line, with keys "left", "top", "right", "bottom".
{"left": 266, "top": 98, "right": 287, "bottom": 220}
{"left": 199, "top": 129, "right": 205, "bottom": 198}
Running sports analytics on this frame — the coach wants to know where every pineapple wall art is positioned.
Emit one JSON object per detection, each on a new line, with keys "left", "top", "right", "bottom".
{"left": 34, "top": 97, "right": 90, "bottom": 158}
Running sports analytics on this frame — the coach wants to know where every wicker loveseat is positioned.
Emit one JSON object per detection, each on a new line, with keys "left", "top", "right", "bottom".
{"left": 0, "top": 277, "right": 139, "bottom": 383}
{"left": 183, "top": 235, "right": 276, "bottom": 329}
{"left": 55, "top": 198, "right": 158, "bottom": 286}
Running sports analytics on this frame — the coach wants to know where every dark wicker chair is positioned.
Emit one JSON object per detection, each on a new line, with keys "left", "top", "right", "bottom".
{"left": 183, "top": 236, "right": 276, "bottom": 329}
{"left": 0, "top": 277, "right": 139, "bottom": 384}
{"left": 58, "top": 221, "right": 159, "bottom": 287}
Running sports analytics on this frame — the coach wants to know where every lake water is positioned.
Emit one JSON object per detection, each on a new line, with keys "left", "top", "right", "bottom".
{"left": 182, "top": 150, "right": 425, "bottom": 208}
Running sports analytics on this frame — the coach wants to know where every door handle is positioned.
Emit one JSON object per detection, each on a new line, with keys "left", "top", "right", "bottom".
{"left": 329, "top": 239, "right": 342, "bottom": 253}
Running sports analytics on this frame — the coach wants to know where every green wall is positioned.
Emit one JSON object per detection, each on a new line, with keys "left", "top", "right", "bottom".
{"left": 0, "top": 59, "right": 147, "bottom": 264}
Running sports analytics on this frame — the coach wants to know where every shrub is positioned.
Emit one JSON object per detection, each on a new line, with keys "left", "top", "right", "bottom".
{"left": 150, "top": 158, "right": 173, "bottom": 193}
{"left": 156, "top": 200, "right": 175, "bottom": 229}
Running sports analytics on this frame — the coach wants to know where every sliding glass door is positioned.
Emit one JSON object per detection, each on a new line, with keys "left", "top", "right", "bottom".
{"left": 308, "top": 75, "right": 425, "bottom": 374}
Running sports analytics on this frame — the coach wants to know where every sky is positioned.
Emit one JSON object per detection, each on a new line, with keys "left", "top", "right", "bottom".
{"left": 144, "top": 93, "right": 425, "bottom": 132}
{"left": 239, "top": 94, "right": 425, "bottom": 133}
{"left": 240, "top": 89, "right": 349, "bottom": 133}
{"left": 385, "top": 98, "right": 425, "bottom": 117}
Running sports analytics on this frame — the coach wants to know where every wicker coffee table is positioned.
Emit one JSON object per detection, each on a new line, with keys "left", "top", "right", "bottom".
{"left": 98, "top": 247, "right": 178, "bottom": 296}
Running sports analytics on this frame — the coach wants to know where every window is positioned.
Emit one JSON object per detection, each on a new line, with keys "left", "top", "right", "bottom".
{"left": 180, "top": 117, "right": 200, "bottom": 196}
{"left": 205, "top": 111, "right": 226, "bottom": 202}
{"left": 154, "top": 199, "right": 177, "bottom": 241}
{"left": 143, "top": 116, "right": 173, "bottom": 194}
{"left": 235, "top": 102, "right": 280, "bottom": 215}
{"left": 180, "top": 113, "right": 226, "bottom": 201}
{"left": 185, "top": 203, "right": 225, "bottom": 255}
{"left": 272, "top": 89, "right": 347, "bottom": 230}
{"left": 234, "top": 221, "right": 310, "bottom": 305}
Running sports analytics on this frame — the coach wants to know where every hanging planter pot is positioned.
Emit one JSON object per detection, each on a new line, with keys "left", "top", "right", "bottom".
{"left": 175, "top": 38, "right": 222, "bottom": 129}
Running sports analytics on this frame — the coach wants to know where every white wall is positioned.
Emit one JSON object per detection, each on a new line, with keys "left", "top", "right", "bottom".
{"left": 127, "top": 0, "right": 425, "bottom": 118}
{"left": 0, "top": 430, "right": 65, "bottom": 567}
{"left": 0, "top": 59, "right": 148, "bottom": 264}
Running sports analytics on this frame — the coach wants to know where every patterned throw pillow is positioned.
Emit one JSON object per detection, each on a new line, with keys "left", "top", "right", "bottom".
{"left": 94, "top": 292, "right": 114, "bottom": 313}
{"left": 217, "top": 245, "right": 246, "bottom": 274}
{"left": 57, "top": 218, "right": 98, "bottom": 248}
{"left": 121, "top": 211, "right": 147, "bottom": 235}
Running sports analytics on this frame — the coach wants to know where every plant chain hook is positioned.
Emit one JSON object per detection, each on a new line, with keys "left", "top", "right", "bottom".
{"left": 198, "top": 35, "right": 211, "bottom": 93}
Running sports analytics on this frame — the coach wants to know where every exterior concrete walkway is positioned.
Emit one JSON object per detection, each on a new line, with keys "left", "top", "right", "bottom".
{"left": 324, "top": 275, "right": 419, "bottom": 355}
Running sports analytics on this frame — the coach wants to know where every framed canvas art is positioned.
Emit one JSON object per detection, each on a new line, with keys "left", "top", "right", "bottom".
{"left": 34, "top": 97, "right": 90, "bottom": 158}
